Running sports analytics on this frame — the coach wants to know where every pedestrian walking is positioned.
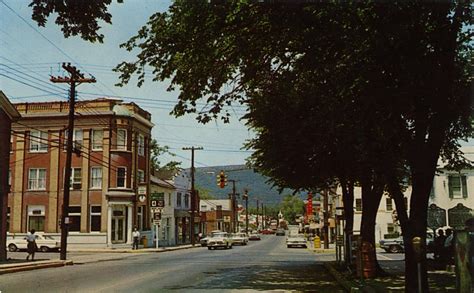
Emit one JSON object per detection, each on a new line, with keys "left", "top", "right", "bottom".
{"left": 25, "top": 229, "right": 38, "bottom": 261}
{"left": 444, "top": 228, "right": 454, "bottom": 265}
{"left": 433, "top": 229, "right": 446, "bottom": 260}
{"left": 132, "top": 227, "right": 140, "bottom": 250}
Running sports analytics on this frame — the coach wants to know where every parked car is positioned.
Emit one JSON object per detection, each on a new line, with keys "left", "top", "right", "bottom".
{"left": 379, "top": 233, "right": 434, "bottom": 253}
{"left": 275, "top": 229, "right": 285, "bottom": 236}
{"left": 207, "top": 232, "right": 233, "bottom": 250}
{"left": 261, "top": 229, "right": 275, "bottom": 235}
{"left": 200, "top": 230, "right": 223, "bottom": 247}
{"left": 249, "top": 233, "right": 261, "bottom": 241}
{"left": 286, "top": 234, "right": 307, "bottom": 248}
{"left": 230, "top": 233, "right": 248, "bottom": 245}
{"left": 7, "top": 234, "right": 60, "bottom": 252}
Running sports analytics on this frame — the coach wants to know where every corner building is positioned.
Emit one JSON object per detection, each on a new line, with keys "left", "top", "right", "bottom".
{"left": 8, "top": 98, "right": 153, "bottom": 248}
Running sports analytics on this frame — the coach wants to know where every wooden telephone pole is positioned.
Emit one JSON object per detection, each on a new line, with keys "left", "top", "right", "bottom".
{"left": 182, "top": 146, "right": 203, "bottom": 246}
{"left": 51, "top": 63, "right": 95, "bottom": 260}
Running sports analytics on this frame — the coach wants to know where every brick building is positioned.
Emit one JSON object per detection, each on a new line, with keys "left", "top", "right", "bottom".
{"left": 200, "top": 199, "right": 234, "bottom": 235}
{"left": 0, "top": 91, "right": 21, "bottom": 260}
{"left": 8, "top": 98, "right": 153, "bottom": 248}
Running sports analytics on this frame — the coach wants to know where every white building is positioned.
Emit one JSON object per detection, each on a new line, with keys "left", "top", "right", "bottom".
{"left": 150, "top": 170, "right": 191, "bottom": 247}
{"left": 349, "top": 146, "right": 473, "bottom": 242}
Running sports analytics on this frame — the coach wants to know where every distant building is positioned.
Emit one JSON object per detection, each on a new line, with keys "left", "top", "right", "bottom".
{"left": 200, "top": 199, "right": 233, "bottom": 234}
{"left": 150, "top": 170, "right": 192, "bottom": 246}
{"left": 429, "top": 146, "right": 474, "bottom": 229}
{"left": 0, "top": 91, "right": 21, "bottom": 260}
{"left": 8, "top": 98, "right": 153, "bottom": 248}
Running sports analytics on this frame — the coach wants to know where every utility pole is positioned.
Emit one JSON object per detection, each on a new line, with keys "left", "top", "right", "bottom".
{"left": 51, "top": 63, "right": 95, "bottom": 260}
{"left": 243, "top": 189, "right": 249, "bottom": 235}
{"left": 323, "top": 189, "right": 329, "bottom": 249}
{"left": 256, "top": 199, "right": 259, "bottom": 231}
{"left": 261, "top": 202, "right": 264, "bottom": 229}
{"left": 228, "top": 179, "right": 239, "bottom": 233}
{"left": 182, "top": 146, "right": 202, "bottom": 246}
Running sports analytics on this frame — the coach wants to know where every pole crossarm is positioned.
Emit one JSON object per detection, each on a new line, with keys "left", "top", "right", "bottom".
{"left": 52, "top": 62, "right": 95, "bottom": 261}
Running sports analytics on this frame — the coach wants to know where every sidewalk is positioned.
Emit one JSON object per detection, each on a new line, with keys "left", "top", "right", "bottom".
{"left": 0, "top": 244, "right": 200, "bottom": 275}
{"left": 324, "top": 259, "right": 457, "bottom": 292}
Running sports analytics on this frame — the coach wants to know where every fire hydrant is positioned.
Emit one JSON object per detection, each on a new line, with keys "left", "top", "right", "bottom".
{"left": 314, "top": 236, "right": 321, "bottom": 248}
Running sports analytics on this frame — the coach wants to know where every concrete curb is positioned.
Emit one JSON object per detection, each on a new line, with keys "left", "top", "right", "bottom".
{"left": 69, "top": 244, "right": 199, "bottom": 253}
{"left": 0, "top": 260, "right": 73, "bottom": 275}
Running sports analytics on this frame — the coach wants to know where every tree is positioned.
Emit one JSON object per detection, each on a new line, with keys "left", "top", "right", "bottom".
{"left": 30, "top": 1, "right": 472, "bottom": 290}
{"left": 279, "top": 195, "right": 304, "bottom": 225}
{"left": 149, "top": 139, "right": 181, "bottom": 174}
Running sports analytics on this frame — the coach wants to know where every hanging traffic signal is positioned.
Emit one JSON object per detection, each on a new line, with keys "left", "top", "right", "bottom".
{"left": 217, "top": 170, "right": 227, "bottom": 188}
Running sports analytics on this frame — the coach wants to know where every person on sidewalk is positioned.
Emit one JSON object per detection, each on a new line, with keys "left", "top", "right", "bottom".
{"left": 433, "top": 229, "right": 446, "bottom": 260}
{"left": 25, "top": 229, "right": 38, "bottom": 261}
{"left": 132, "top": 227, "right": 140, "bottom": 250}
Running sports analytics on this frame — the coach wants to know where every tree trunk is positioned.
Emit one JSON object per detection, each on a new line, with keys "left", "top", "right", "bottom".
{"left": 341, "top": 178, "right": 354, "bottom": 266}
{"left": 360, "top": 177, "right": 384, "bottom": 277}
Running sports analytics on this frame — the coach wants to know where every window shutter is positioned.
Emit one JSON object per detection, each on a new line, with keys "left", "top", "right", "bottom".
{"left": 448, "top": 176, "right": 454, "bottom": 199}
{"left": 461, "top": 176, "right": 468, "bottom": 198}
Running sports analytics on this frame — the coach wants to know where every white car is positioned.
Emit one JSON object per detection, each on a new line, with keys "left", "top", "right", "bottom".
{"left": 230, "top": 233, "right": 248, "bottom": 245}
{"left": 207, "top": 232, "right": 233, "bottom": 250}
{"left": 286, "top": 234, "right": 307, "bottom": 248}
{"left": 7, "top": 234, "right": 60, "bottom": 252}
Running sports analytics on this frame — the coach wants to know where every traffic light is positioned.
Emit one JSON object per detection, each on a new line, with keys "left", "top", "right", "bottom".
{"left": 217, "top": 170, "right": 227, "bottom": 188}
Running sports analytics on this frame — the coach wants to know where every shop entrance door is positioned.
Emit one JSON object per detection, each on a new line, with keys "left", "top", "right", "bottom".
{"left": 111, "top": 206, "right": 126, "bottom": 243}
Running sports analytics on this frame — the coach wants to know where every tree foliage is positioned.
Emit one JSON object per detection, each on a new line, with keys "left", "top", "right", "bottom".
{"left": 29, "top": 0, "right": 122, "bottom": 43}
{"left": 149, "top": 139, "right": 181, "bottom": 174}
{"left": 30, "top": 1, "right": 472, "bottom": 290}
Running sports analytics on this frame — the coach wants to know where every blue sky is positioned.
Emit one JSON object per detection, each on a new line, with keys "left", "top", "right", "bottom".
{"left": 0, "top": 0, "right": 255, "bottom": 169}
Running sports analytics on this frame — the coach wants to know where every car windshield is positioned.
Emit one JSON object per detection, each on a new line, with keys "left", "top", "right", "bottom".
{"left": 212, "top": 233, "right": 227, "bottom": 238}
{"left": 42, "top": 235, "right": 55, "bottom": 240}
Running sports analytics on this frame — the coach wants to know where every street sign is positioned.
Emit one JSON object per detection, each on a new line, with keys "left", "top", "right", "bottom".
{"left": 153, "top": 212, "right": 161, "bottom": 221}
{"left": 150, "top": 192, "right": 165, "bottom": 207}
{"left": 448, "top": 203, "right": 473, "bottom": 230}
{"left": 138, "top": 186, "right": 146, "bottom": 195}
{"left": 336, "top": 235, "right": 344, "bottom": 246}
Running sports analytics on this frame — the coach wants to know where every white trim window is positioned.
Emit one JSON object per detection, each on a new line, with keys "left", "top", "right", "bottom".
{"left": 90, "top": 206, "right": 101, "bottom": 232}
{"left": 91, "top": 129, "right": 103, "bottom": 151}
{"left": 117, "top": 129, "right": 127, "bottom": 150}
{"left": 117, "top": 167, "right": 127, "bottom": 188}
{"left": 448, "top": 174, "right": 468, "bottom": 199}
{"left": 64, "top": 129, "right": 83, "bottom": 151}
{"left": 355, "top": 198, "right": 362, "bottom": 212}
{"left": 90, "top": 167, "right": 102, "bottom": 189}
{"left": 28, "top": 168, "right": 46, "bottom": 190}
{"left": 138, "top": 134, "right": 145, "bottom": 156}
{"left": 66, "top": 167, "right": 82, "bottom": 190}
{"left": 29, "top": 130, "right": 48, "bottom": 152}
{"left": 137, "top": 169, "right": 145, "bottom": 183}
{"left": 69, "top": 206, "right": 81, "bottom": 232}
{"left": 28, "top": 205, "right": 45, "bottom": 232}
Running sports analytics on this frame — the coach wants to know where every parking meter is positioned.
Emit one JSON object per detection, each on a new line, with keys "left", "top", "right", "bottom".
{"left": 412, "top": 236, "right": 423, "bottom": 292}
{"left": 412, "top": 237, "right": 423, "bottom": 262}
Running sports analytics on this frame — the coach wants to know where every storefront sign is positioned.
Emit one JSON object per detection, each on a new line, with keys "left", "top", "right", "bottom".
{"left": 138, "top": 186, "right": 146, "bottom": 195}
{"left": 150, "top": 192, "right": 165, "bottom": 207}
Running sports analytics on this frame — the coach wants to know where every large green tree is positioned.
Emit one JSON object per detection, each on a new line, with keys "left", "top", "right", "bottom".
{"left": 30, "top": 1, "right": 472, "bottom": 291}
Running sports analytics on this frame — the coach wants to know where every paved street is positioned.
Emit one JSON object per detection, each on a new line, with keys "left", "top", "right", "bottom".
{"left": 0, "top": 235, "right": 344, "bottom": 292}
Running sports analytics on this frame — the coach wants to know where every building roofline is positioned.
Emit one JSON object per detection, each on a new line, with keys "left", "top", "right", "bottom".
{"left": 0, "top": 91, "right": 21, "bottom": 120}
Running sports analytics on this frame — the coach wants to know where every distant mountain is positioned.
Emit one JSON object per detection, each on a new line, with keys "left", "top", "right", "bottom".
{"left": 192, "top": 165, "right": 305, "bottom": 207}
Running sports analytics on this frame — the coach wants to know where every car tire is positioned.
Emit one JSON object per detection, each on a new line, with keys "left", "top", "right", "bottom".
{"left": 208, "top": 246, "right": 213, "bottom": 250}
{"left": 40, "top": 246, "right": 50, "bottom": 252}
{"left": 8, "top": 244, "right": 18, "bottom": 252}
{"left": 229, "top": 244, "right": 233, "bottom": 249}
{"left": 389, "top": 245, "right": 401, "bottom": 253}
{"left": 287, "top": 245, "right": 291, "bottom": 248}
